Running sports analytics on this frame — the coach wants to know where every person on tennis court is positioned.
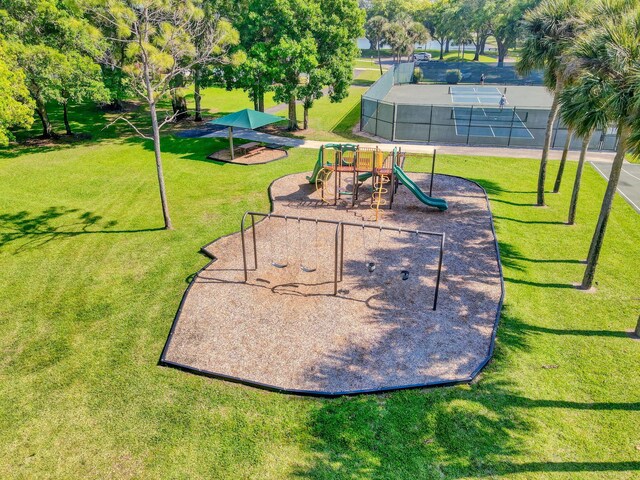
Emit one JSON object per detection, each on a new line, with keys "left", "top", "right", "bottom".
{"left": 499, "top": 94, "right": 507, "bottom": 111}
{"left": 480, "top": 73, "right": 486, "bottom": 85}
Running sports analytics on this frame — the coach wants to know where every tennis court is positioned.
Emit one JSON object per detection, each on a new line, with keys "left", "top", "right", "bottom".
{"left": 361, "top": 63, "right": 618, "bottom": 149}
{"left": 449, "top": 86, "right": 508, "bottom": 104}
{"left": 452, "top": 106, "right": 534, "bottom": 139}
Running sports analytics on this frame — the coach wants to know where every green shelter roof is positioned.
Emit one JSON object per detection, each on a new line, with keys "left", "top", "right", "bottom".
{"left": 208, "top": 109, "right": 284, "bottom": 129}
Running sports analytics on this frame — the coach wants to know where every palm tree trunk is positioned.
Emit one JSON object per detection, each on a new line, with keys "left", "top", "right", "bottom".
{"left": 567, "top": 133, "right": 590, "bottom": 225}
{"left": 538, "top": 79, "right": 562, "bottom": 206}
{"left": 439, "top": 40, "right": 444, "bottom": 60}
{"left": 377, "top": 41, "right": 383, "bottom": 75}
{"left": 581, "top": 124, "right": 628, "bottom": 289}
{"left": 553, "top": 128, "right": 573, "bottom": 193}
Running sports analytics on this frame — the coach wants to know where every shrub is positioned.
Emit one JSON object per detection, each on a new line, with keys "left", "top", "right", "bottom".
{"left": 446, "top": 69, "right": 462, "bottom": 84}
{"left": 412, "top": 67, "right": 423, "bottom": 84}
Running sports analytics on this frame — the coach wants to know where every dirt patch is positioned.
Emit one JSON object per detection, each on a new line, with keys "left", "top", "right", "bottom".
{"left": 162, "top": 172, "right": 503, "bottom": 395}
{"left": 207, "top": 147, "right": 288, "bottom": 165}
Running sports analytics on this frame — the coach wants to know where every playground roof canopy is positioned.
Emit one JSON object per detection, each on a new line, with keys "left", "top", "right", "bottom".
{"left": 209, "top": 108, "right": 283, "bottom": 130}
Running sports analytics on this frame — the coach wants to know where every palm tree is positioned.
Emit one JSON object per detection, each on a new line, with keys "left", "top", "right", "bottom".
{"left": 516, "top": 0, "right": 587, "bottom": 206}
{"left": 558, "top": 73, "right": 610, "bottom": 225}
{"left": 572, "top": 0, "right": 640, "bottom": 289}
{"left": 552, "top": 128, "right": 573, "bottom": 193}
{"left": 407, "top": 22, "right": 430, "bottom": 61}
{"left": 382, "top": 21, "right": 407, "bottom": 63}
{"left": 365, "top": 16, "right": 388, "bottom": 75}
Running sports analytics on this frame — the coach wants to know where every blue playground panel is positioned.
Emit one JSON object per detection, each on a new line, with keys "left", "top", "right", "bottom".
{"left": 453, "top": 106, "right": 534, "bottom": 139}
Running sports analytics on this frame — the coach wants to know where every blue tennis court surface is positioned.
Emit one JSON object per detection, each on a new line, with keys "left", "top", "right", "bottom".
{"left": 452, "top": 106, "right": 534, "bottom": 139}
{"left": 450, "top": 86, "right": 505, "bottom": 104}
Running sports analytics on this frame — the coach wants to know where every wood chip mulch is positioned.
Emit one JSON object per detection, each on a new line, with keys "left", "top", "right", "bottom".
{"left": 162, "top": 172, "right": 503, "bottom": 394}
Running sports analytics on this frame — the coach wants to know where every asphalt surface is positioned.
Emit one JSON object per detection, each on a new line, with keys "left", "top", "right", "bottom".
{"left": 589, "top": 161, "right": 640, "bottom": 214}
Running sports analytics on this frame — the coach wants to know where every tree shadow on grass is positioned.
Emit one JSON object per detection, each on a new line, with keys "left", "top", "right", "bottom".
{"left": 125, "top": 113, "right": 256, "bottom": 164}
{"left": 0, "top": 207, "right": 162, "bottom": 254}
{"left": 293, "top": 306, "right": 639, "bottom": 479}
{"left": 291, "top": 306, "right": 531, "bottom": 479}
{"left": 465, "top": 178, "right": 537, "bottom": 196}
{"left": 499, "top": 242, "right": 583, "bottom": 273}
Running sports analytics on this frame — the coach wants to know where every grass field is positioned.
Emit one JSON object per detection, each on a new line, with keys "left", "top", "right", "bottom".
{"left": 1, "top": 119, "right": 639, "bottom": 478}
{"left": 359, "top": 49, "right": 512, "bottom": 63}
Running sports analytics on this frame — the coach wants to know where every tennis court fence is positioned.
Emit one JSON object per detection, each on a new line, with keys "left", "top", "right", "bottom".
{"left": 362, "top": 97, "right": 617, "bottom": 151}
{"left": 360, "top": 63, "right": 617, "bottom": 150}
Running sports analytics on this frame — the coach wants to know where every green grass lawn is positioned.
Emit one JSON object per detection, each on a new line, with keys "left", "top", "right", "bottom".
{"left": 1, "top": 128, "right": 639, "bottom": 478}
{"left": 186, "top": 86, "right": 278, "bottom": 116}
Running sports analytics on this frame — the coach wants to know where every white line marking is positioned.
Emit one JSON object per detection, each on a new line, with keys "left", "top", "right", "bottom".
{"left": 622, "top": 168, "right": 640, "bottom": 181}
{"left": 591, "top": 163, "right": 640, "bottom": 212}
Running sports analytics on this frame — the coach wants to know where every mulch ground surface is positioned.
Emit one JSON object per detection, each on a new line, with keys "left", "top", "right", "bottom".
{"left": 206, "top": 147, "right": 288, "bottom": 165}
{"left": 162, "top": 173, "right": 503, "bottom": 394}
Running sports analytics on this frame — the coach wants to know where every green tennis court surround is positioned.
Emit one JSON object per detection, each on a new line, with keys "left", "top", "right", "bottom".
{"left": 360, "top": 63, "right": 619, "bottom": 151}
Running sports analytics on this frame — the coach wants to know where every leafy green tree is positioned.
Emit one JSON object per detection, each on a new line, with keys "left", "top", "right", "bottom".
{"left": 464, "top": 0, "right": 492, "bottom": 61}
{"left": 192, "top": 2, "right": 243, "bottom": 120}
{"left": 0, "top": 0, "right": 105, "bottom": 137}
{"left": 0, "top": 39, "right": 34, "bottom": 145}
{"left": 365, "top": 0, "right": 414, "bottom": 20}
{"left": 516, "top": 0, "right": 586, "bottom": 206}
{"left": 569, "top": 0, "right": 640, "bottom": 289}
{"left": 14, "top": 44, "right": 66, "bottom": 138}
{"left": 271, "top": 35, "right": 319, "bottom": 130}
{"left": 314, "top": 0, "right": 363, "bottom": 99}
{"left": 95, "top": 0, "right": 239, "bottom": 230}
{"left": 421, "top": 0, "right": 455, "bottom": 60}
{"left": 59, "top": 52, "right": 110, "bottom": 135}
{"left": 489, "top": 0, "right": 538, "bottom": 65}
{"left": 300, "top": 69, "right": 329, "bottom": 130}
{"left": 228, "top": 0, "right": 362, "bottom": 130}
{"left": 365, "top": 15, "right": 388, "bottom": 74}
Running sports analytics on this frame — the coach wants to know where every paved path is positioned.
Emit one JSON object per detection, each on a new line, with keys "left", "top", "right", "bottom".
{"left": 202, "top": 127, "right": 617, "bottom": 162}
{"left": 589, "top": 161, "right": 640, "bottom": 213}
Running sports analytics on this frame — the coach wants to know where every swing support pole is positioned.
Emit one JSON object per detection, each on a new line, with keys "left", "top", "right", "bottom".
{"left": 240, "top": 212, "right": 446, "bottom": 307}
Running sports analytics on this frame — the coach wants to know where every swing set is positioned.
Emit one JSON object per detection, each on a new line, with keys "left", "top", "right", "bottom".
{"left": 239, "top": 211, "right": 445, "bottom": 310}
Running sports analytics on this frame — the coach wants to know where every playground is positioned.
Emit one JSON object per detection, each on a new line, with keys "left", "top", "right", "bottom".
{"left": 161, "top": 144, "right": 503, "bottom": 395}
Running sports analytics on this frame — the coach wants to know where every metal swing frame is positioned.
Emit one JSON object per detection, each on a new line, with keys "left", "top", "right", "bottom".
{"left": 240, "top": 212, "right": 446, "bottom": 310}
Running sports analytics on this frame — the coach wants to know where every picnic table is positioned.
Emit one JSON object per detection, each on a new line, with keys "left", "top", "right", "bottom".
{"left": 237, "top": 142, "right": 265, "bottom": 155}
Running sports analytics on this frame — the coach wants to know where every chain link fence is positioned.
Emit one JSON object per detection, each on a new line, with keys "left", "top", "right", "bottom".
{"left": 360, "top": 63, "right": 618, "bottom": 151}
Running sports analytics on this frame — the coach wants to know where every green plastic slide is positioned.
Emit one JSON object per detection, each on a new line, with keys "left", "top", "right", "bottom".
{"left": 357, "top": 172, "right": 372, "bottom": 182}
{"left": 393, "top": 165, "right": 448, "bottom": 211}
{"left": 306, "top": 153, "right": 324, "bottom": 184}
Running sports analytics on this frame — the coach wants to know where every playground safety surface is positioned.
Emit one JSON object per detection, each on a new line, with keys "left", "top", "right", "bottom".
{"left": 161, "top": 172, "right": 504, "bottom": 395}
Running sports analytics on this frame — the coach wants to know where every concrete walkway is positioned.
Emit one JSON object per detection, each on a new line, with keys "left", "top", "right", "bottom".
{"left": 202, "top": 127, "right": 617, "bottom": 162}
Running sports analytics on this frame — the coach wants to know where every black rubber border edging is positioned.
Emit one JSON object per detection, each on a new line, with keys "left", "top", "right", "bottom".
{"left": 159, "top": 172, "right": 505, "bottom": 397}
